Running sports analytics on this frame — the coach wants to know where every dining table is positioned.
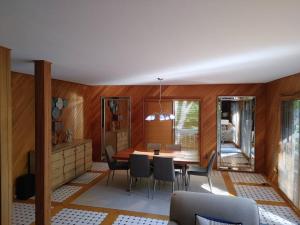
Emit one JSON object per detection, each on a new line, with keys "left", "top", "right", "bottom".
{"left": 112, "top": 147, "right": 199, "bottom": 165}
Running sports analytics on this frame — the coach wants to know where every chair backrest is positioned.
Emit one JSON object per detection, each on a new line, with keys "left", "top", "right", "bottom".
{"left": 129, "top": 154, "right": 151, "bottom": 178}
{"left": 165, "top": 144, "right": 181, "bottom": 151}
{"left": 147, "top": 143, "right": 161, "bottom": 150}
{"left": 105, "top": 145, "right": 116, "bottom": 169}
{"left": 207, "top": 151, "right": 216, "bottom": 175}
{"left": 153, "top": 156, "right": 175, "bottom": 182}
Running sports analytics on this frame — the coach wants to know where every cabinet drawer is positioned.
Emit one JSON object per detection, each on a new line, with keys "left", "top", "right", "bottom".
{"left": 64, "top": 148, "right": 75, "bottom": 157}
{"left": 64, "top": 162, "right": 75, "bottom": 173}
{"left": 76, "top": 150, "right": 84, "bottom": 160}
{"left": 52, "top": 175, "right": 64, "bottom": 188}
{"left": 85, "top": 160, "right": 92, "bottom": 170}
{"left": 52, "top": 159, "right": 63, "bottom": 170}
{"left": 64, "top": 170, "right": 75, "bottom": 181}
{"left": 52, "top": 152, "right": 63, "bottom": 162}
{"left": 76, "top": 165, "right": 85, "bottom": 176}
{"left": 52, "top": 167, "right": 62, "bottom": 178}
{"left": 76, "top": 158, "right": 84, "bottom": 167}
{"left": 76, "top": 145, "right": 85, "bottom": 153}
{"left": 85, "top": 143, "right": 92, "bottom": 153}
{"left": 64, "top": 154, "right": 75, "bottom": 164}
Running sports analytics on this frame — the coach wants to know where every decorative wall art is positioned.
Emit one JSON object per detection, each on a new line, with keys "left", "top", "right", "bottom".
{"left": 52, "top": 97, "right": 70, "bottom": 145}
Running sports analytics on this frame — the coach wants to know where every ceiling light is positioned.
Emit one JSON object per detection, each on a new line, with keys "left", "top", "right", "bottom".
{"left": 145, "top": 78, "right": 175, "bottom": 121}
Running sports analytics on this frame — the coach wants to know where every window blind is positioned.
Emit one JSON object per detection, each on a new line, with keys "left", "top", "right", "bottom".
{"left": 174, "top": 100, "right": 199, "bottom": 151}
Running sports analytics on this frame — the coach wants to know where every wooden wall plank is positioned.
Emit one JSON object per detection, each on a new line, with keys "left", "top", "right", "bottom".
{"left": 0, "top": 46, "right": 12, "bottom": 225}
{"left": 265, "top": 73, "right": 300, "bottom": 182}
{"left": 89, "top": 84, "right": 266, "bottom": 172}
{"left": 11, "top": 73, "right": 267, "bottom": 184}
{"left": 34, "top": 60, "right": 52, "bottom": 225}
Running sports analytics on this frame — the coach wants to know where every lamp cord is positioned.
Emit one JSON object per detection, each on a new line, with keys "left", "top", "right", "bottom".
{"left": 158, "top": 77, "right": 163, "bottom": 114}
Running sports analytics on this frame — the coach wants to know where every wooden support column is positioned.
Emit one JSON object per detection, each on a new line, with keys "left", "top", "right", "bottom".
{"left": 0, "top": 46, "right": 12, "bottom": 225}
{"left": 34, "top": 60, "right": 52, "bottom": 225}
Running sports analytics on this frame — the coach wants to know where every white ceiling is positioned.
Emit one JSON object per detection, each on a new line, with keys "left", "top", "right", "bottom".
{"left": 1, "top": 0, "right": 300, "bottom": 85}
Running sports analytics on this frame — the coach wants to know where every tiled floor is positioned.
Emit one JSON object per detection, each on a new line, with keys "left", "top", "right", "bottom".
{"left": 52, "top": 185, "right": 82, "bottom": 202}
{"left": 12, "top": 203, "right": 35, "bottom": 225}
{"left": 112, "top": 215, "right": 168, "bottom": 225}
{"left": 258, "top": 205, "right": 300, "bottom": 225}
{"left": 51, "top": 208, "right": 108, "bottom": 225}
{"left": 12, "top": 163, "right": 300, "bottom": 225}
{"left": 229, "top": 172, "right": 267, "bottom": 184}
{"left": 71, "top": 172, "right": 101, "bottom": 184}
{"left": 234, "top": 185, "right": 284, "bottom": 202}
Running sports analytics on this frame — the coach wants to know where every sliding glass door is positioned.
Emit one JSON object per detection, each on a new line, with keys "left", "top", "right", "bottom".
{"left": 279, "top": 100, "right": 300, "bottom": 207}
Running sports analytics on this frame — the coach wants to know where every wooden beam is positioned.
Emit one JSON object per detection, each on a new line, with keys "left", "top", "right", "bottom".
{"left": 0, "top": 46, "right": 12, "bottom": 225}
{"left": 34, "top": 60, "right": 52, "bottom": 225}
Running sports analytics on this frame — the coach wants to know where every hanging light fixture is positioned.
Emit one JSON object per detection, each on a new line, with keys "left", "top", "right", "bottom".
{"left": 145, "top": 78, "right": 175, "bottom": 121}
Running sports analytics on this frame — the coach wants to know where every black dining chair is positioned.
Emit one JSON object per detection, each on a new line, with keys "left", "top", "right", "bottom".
{"left": 153, "top": 156, "right": 180, "bottom": 198}
{"left": 186, "top": 151, "right": 216, "bottom": 192}
{"left": 105, "top": 145, "right": 129, "bottom": 185}
{"left": 165, "top": 144, "right": 185, "bottom": 184}
{"left": 129, "top": 154, "right": 152, "bottom": 198}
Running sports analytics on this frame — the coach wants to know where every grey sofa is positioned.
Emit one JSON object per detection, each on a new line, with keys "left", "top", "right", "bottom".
{"left": 168, "top": 191, "right": 259, "bottom": 225}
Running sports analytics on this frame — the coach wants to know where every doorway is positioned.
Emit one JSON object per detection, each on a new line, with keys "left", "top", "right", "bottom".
{"left": 217, "top": 96, "right": 255, "bottom": 171}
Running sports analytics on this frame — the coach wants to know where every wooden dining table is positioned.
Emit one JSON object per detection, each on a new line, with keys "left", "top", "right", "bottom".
{"left": 112, "top": 147, "right": 200, "bottom": 165}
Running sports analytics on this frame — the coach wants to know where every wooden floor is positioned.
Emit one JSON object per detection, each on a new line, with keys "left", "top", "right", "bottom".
{"left": 13, "top": 163, "right": 300, "bottom": 225}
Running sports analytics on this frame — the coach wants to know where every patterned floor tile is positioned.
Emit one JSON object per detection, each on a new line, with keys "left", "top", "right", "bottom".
{"left": 51, "top": 208, "right": 107, "bottom": 225}
{"left": 71, "top": 172, "right": 101, "bottom": 184}
{"left": 229, "top": 172, "right": 267, "bottom": 184}
{"left": 12, "top": 202, "right": 35, "bottom": 225}
{"left": 234, "top": 185, "right": 284, "bottom": 202}
{"left": 52, "top": 185, "right": 82, "bottom": 202}
{"left": 112, "top": 215, "right": 168, "bottom": 225}
{"left": 259, "top": 205, "right": 300, "bottom": 225}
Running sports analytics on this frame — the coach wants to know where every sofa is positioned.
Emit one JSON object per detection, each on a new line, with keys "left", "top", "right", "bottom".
{"left": 168, "top": 191, "right": 259, "bottom": 225}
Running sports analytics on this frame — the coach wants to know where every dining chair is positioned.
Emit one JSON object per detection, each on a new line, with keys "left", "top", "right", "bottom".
{"left": 186, "top": 151, "right": 216, "bottom": 192}
{"left": 153, "top": 156, "right": 180, "bottom": 198}
{"left": 166, "top": 144, "right": 185, "bottom": 187}
{"left": 129, "top": 154, "right": 152, "bottom": 198}
{"left": 147, "top": 143, "right": 161, "bottom": 150}
{"left": 105, "top": 145, "right": 129, "bottom": 185}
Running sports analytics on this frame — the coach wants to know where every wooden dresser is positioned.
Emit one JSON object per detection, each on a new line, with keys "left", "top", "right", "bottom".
{"left": 51, "top": 139, "right": 93, "bottom": 189}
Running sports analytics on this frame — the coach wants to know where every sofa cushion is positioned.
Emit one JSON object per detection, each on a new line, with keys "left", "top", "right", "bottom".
{"left": 195, "top": 215, "right": 241, "bottom": 225}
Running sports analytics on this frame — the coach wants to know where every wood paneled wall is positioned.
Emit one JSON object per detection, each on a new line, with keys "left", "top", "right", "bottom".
{"left": 12, "top": 72, "right": 268, "bottom": 186}
{"left": 12, "top": 73, "right": 35, "bottom": 184}
{"left": 265, "top": 73, "right": 300, "bottom": 182}
{"left": 88, "top": 84, "right": 266, "bottom": 172}
{"left": 12, "top": 72, "right": 92, "bottom": 184}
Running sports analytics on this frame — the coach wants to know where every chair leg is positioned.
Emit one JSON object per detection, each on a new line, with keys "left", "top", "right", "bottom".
{"left": 112, "top": 170, "right": 115, "bottom": 181}
{"left": 129, "top": 176, "right": 132, "bottom": 193}
{"left": 153, "top": 180, "right": 157, "bottom": 199}
{"left": 106, "top": 170, "right": 111, "bottom": 185}
{"left": 208, "top": 176, "right": 213, "bottom": 192}
{"left": 185, "top": 174, "right": 190, "bottom": 191}
{"left": 147, "top": 178, "right": 150, "bottom": 199}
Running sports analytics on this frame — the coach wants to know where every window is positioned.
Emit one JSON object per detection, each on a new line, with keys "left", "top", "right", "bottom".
{"left": 144, "top": 99, "right": 200, "bottom": 152}
{"left": 279, "top": 100, "right": 300, "bottom": 207}
{"left": 174, "top": 100, "right": 199, "bottom": 151}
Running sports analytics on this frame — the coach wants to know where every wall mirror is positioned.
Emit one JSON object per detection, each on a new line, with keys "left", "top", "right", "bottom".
{"left": 217, "top": 96, "right": 255, "bottom": 171}
{"left": 101, "top": 97, "right": 131, "bottom": 160}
